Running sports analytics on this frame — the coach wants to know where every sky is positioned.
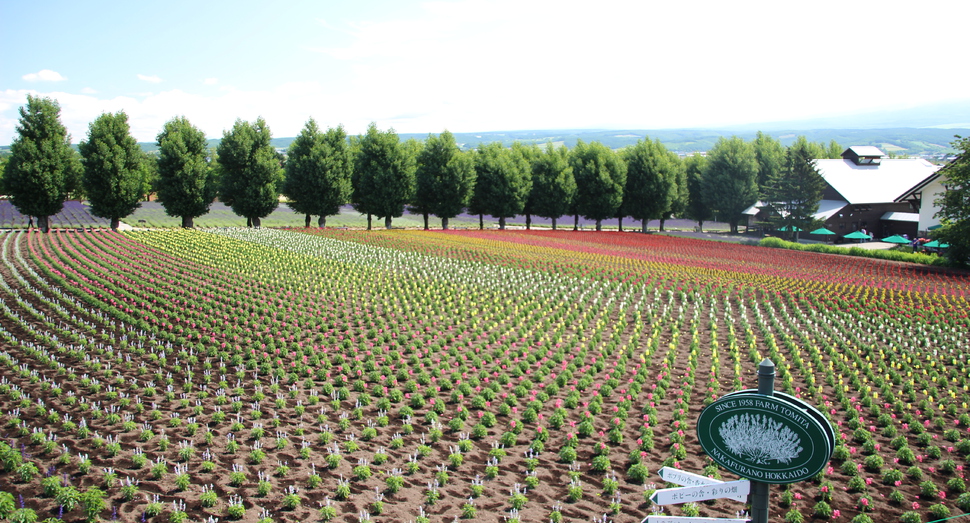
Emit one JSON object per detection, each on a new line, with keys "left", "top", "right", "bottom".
{"left": 2, "top": 0, "right": 969, "bottom": 145}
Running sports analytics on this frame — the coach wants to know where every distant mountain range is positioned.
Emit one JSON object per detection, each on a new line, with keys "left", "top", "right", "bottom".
{"left": 7, "top": 100, "right": 964, "bottom": 158}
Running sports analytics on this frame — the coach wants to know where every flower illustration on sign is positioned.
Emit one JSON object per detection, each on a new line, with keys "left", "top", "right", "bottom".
{"left": 718, "top": 414, "right": 803, "bottom": 465}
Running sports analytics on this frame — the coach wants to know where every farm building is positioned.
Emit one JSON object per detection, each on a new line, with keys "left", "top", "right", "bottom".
{"left": 812, "top": 146, "right": 940, "bottom": 239}
{"left": 894, "top": 168, "right": 948, "bottom": 235}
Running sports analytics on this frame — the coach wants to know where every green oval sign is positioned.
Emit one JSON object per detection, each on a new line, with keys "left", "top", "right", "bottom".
{"left": 697, "top": 394, "right": 833, "bottom": 484}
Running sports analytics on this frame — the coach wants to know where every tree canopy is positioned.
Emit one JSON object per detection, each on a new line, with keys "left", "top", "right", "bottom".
{"left": 351, "top": 123, "right": 416, "bottom": 229}
{"left": 282, "top": 119, "right": 352, "bottom": 228}
{"left": 570, "top": 140, "right": 626, "bottom": 230}
{"left": 622, "top": 137, "right": 678, "bottom": 232}
{"left": 701, "top": 136, "right": 759, "bottom": 234}
{"left": 217, "top": 117, "right": 283, "bottom": 227}
{"left": 78, "top": 111, "right": 145, "bottom": 230}
{"left": 934, "top": 135, "right": 970, "bottom": 267}
{"left": 752, "top": 131, "right": 785, "bottom": 199}
{"left": 5, "top": 95, "right": 75, "bottom": 232}
{"left": 762, "top": 136, "right": 826, "bottom": 240}
{"left": 529, "top": 143, "right": 575, "bottom": 230}
{"left": 414, "top": 131, "right": 475, "bottom": 230}
{"left": 473, "top": 142, "right": 531, "bottom": 230}
{"left": 683, "top": 153, "right": 713, "bottom": 231}
{"left": 155, "top": 116, "right": 216, "bottom": 228}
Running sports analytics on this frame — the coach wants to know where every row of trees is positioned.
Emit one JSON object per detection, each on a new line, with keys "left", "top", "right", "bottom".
{"left": 2, "top": 96, "right": 840, "bottom": 235}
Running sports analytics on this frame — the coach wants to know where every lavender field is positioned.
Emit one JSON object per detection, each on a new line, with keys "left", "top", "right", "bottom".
{"left": 0, "top": 199, "right": 723, "bottom": 231}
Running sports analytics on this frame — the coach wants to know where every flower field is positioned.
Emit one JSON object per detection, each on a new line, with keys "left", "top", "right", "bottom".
{"left": 0, "top": 227, "right": 968, "bottom": 523}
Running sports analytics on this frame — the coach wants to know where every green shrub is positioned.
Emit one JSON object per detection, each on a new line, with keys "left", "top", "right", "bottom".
{"left": 812, "top": 501, "right": 832, "bottom": 518}
{"left": 928, "top": 503, "right": 950, "bottom": 520}
{"left": 898, "top": 511, "right": 922, "bottom": 523}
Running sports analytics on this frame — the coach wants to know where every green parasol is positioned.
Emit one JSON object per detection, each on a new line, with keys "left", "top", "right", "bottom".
{"left": 881, "top": 235, "right": 912, "bottom": 244}
{"left": 810, "top": 227, "right": 836, "bottom": 235}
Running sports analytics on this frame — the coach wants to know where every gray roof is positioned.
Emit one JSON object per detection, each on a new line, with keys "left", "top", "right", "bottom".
{"left": 813, "top": 199, "right": 849, "bottom": 221}
{"left": 881, "top": 211, "right": 919, "bottom": 222}
{"left": 845, "top": 146, "right": 886, "bottom": 158}
{"left": 815, "top": 158, "right": 940, "bottom": 204}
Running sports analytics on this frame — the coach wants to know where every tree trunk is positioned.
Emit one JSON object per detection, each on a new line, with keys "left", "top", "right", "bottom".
{"left": 252, "top": 216, "right": 261, "bottom": 228}
{"left": 697, "top": 221, "right": 704, "bottom": 233}
{"left": 595, "top": 219, "right": 602, "bottom": 231}
{"left": 423, "top": 213, "right": 429, "bottom": 230}
{"left": 247, "top": 217, "right": 252, "bottom": 227}
{"left": 526, "top": 214, "right": 532, "bottom": 230}
{"left": 729, "top": 220, "right": 739, "bottom": 234}
{"left": 642, "top": 218, "right": 648, "bottom": 233}
{"left": 305, "top": 214, "right": 311, "bottom": 228}
{"left": 37, "top": 215, "right": 50, "bottom": 233}
{"left": 384, "top": 216, "right": 392, "bottom": 229}
{"left": 367, "top": 214, "right": 372, "bottom": 230}
{"left": 182, "top": 216, "right": 194, "bottom": 228}
{"left": 551, "top": 217, "right": 557, "bottom": 231}
{"left": 318, "top": 215, "right": 327, "bottom": 228}
{"left": 659, "top": 217, "right": 666, "bottom": 232}
{"left": 617, "top": 216, "right": 623, "bottom": 232}
{"left": 442, "top": 217, "right": 449, "bottom": 230}
{"left": 479, "top": 214, "right": 483, "bottom": 230}
{"left": 574, "top": 214, "right": 579, "bottom": 231}
{"left": 498, "top": 216, "right": 506, "bottom": 230}
{"left": 110, "top": 217, "right": 120, "bottom": 230}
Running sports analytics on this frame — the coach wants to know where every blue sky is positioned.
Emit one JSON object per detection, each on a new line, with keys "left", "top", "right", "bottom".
{"left": 2, "top": 0, "right": 968, "bottom": 144}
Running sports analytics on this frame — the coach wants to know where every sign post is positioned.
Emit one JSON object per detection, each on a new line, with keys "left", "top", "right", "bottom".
{"left": 694, "top": 359, "right": 834, "bottom": 523}
{"left": 750, "top": 359, "right": 774, "bottom": 523}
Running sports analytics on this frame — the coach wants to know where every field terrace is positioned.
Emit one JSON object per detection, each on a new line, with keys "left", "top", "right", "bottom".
{"left": 0, "top": 227, "right": 967, "bottom": 523}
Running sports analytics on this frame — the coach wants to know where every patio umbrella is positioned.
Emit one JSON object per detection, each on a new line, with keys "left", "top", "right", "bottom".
{"left": 923, "top": 240, "right": 949, "bottom": 248}
{"left": 810, "top": 227, "right": 836, "bottom": 235}
{"left": 778, "top": 225, "right": 802, "bottom": 232}
{"left": 881, "top": 235, "right": 911, "bottom": 244}
{"left": 843, "top": 231, "right": 870, "bottom": 240}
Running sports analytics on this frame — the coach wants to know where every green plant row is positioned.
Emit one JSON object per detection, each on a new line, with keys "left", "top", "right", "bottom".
{"left": 758, "top": 237, "right": 949, "bottom": 267}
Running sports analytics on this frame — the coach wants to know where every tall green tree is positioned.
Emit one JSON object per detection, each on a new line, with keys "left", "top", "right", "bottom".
{"left": 530, "top": 143, "right": 576, "bottom": 230}
{"left": 5, "top": 95, "right": 74, "bottom": 232}
{"left": 934, "top": 135, "right": 970, "bottom": 268}
{"left": 701, "top": 136, "right": 759, "bottom": 234}
{"left": 79, "top": 111, "right": 146, "bottom": 230}
{"left": 664, "top": 156, "right": 689, "bottom": 232}
{"left": 683, "top": 153, "right": 712, "bottom": 232}
{"left": 217, "top": 117, "right": 283, "bottom": 227}
{"left": 762, "top": 136, "right": 826, "bottom": 241}
{"left": 752, "top": 131, "right": 785, "bottom": 199}
{"left": 351, "top": 123, "right": 416, "bottom": 229}
{"left": 413, "top": 131, "right": 475, "bottom": 230}
{"left": 473, "top": 142, "right": 531, "bottom": 230}
{"left": 570, "top": 140, "right": 626, "bottom": 231}
{"left": 155, "top": 116, "right": 216, "bottom": 228}
{"left": 621, "top": 137, "right": 676, "bottom": 233}
{"left": 283, "top": 119, "right": 352, "bottom": 228}
{"left": 512, "top": 142, "right": 542, "bottom": 229}
{"left": 825, "top": 139, "right": 843, "bottom": 159}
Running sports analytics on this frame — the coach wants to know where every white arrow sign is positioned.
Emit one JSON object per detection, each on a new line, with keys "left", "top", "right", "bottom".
{"left": 657, "top": 467, "right": 747, "bottom": 502}
{"left": 643, "top": 517, "right": 750, "bottom": 523}
{"left": 650, "top": 479, "right": 751, "bottom": 506}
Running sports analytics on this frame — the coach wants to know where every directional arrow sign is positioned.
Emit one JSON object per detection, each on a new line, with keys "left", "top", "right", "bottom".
{"left": 643, "top": 517, "right": 750, "bottom": 523}
{"left": 650, "top": 480, "right": 751, "bottom": 506}
{"left": 658, "top": 467, "right": 748, "bottom": 502}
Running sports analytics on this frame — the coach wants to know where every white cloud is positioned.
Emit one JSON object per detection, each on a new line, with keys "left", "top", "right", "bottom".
{"left": 81, "top": 87, "right": 98, "bottom": 94}
{"left": 137, "top": 74, "right": 162, "bottom": 84}
{"left": 22, "top": 69, "right": 66, "bottom": 82}
{"left": 203, "top": 78, "right": 218, "bottom": 85}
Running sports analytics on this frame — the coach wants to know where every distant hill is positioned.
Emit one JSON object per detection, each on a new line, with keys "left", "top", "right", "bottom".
{"left": 132, "top": 128, "right": 963, "bottom": 159}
